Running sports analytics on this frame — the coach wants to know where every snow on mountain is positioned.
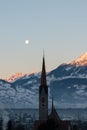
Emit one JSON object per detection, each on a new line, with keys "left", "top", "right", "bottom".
{"left": 6, "top": 73, "right": 27, "bottom": 82}
{"left": 71, "top": 52, "right": 87, "bottom": 66}
{"left": 1, "top": 52, "right": 87, "bottom": 108}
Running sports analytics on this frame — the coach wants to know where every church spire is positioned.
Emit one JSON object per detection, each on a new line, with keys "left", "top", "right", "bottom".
{"left": 41, "top": 56, "right": 47, "bottom": 86}
{"left": 49, "top": 95, "right": 61, "bottom": 121}
{"left": 39, "top": 55, "right": 48, "bottom": 120}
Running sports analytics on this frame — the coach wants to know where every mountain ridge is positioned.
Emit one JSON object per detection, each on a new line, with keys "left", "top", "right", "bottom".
{"left": 0, "top": 52, "right": 87, "bottom": 108}
{"left": 71, "top": 52, "right": 87, "bottom": 66}
{"left": 5, "top": 52, "right": 87, "bottom": 82}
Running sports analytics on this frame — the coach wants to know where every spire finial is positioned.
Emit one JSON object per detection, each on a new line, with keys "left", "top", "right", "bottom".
{"left": 43, "top": 49, "right": 45, "bottom": 62}
{"left": 43, "top": 49, "right": 45, "bottom": 57}
{"left": 41, "top": 51, "right": 47, "bottom": 86}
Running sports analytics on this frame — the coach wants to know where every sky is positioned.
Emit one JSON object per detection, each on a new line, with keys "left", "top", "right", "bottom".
{"left": 0, "top": 0, "right": 87, "bottom": 78}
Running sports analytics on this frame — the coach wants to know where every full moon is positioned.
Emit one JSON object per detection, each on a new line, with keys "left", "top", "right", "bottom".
{"left": 25, "top": 40, "right": 29, "bottom": 45}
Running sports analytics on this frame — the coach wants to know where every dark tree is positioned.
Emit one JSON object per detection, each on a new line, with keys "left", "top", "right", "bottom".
{"left": 6, "top": 120, "right": 13, "bottom": 130}
{"left": 73, "top": 125, "right": 78, "bottom": 130}
{"left": 15, "top": 124, "right": 25, "bottom": 130}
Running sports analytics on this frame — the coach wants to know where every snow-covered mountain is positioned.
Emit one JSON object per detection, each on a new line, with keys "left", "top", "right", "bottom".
{"left": 6, "top": 73, "right": 26, "bottom": 82}
{"left": 1, "top": 52, "right": 87, "bottom": 108}
{"left": 71, "top": 52, "right": 87, "bottom": 66}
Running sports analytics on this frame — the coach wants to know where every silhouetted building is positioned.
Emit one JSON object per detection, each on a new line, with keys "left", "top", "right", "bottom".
{"left": 33, "top": 56, "right": 72, "bottom": 130}
{"left": 39, "top": 56, "right": 48, "bottom": 120}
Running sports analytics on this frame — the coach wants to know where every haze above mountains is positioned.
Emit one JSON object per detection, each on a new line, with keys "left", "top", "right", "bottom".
{"left": 1, "top": 52, "right": 87, "bottom": 108}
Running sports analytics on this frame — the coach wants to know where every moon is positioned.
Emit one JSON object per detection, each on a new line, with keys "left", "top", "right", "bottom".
{"left": 25, "top": 40, "right": 29, "bottom": 45}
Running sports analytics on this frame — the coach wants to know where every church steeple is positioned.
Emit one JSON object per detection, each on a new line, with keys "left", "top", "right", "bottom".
{"left": 39, "top": 55, "right": 48, "bottom": 120}
{"left": 49, "top": 95, "right": 61, "bottom": 121}
{"left": 41, "top": 56, "right": 47, "bottom": 86}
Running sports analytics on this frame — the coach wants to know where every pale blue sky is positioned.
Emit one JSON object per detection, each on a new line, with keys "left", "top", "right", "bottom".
{"left": 0, "top": 0, "right": 87, "bottom": 78}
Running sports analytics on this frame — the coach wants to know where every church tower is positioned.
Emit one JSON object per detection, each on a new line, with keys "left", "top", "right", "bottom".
{"left": 39, "top": 56, "right": 48, "bottom": 120}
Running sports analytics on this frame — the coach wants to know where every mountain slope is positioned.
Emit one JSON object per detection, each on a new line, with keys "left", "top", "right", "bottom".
{"left": 71, "top": 52, "right": 87, "bottom": 66}
{"left": 1, "top": 52, "right": 87, "bottom": 108}
{"left": 6, "top": 73, "right": 26, "bottom": 82}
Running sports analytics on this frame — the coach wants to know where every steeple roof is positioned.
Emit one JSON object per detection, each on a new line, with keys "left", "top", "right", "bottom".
{"left": 41, "top": 56, "right": 47, "bottom": 86}
{"left": 48, "top": 96, "right": 61, "bottom": 121}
